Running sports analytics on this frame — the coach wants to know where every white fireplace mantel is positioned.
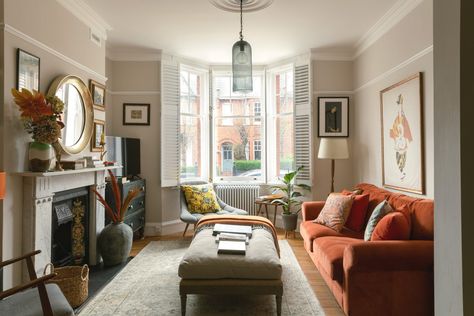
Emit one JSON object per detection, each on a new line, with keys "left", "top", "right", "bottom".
{"left": 16, "top": 166, "right": 121, "bottom": 281}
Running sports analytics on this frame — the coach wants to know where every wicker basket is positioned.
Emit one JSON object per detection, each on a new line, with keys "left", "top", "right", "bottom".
{"left": 44, "top": 263, "right": 89, "bottom": 308}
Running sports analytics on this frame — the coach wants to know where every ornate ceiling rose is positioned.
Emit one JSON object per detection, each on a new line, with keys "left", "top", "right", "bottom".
{"left": 209, "top": 0, "right": 274, "bottom": 13}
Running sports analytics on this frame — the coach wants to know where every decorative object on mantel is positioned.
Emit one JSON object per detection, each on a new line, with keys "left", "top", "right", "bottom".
{"left": 318, "top": 138, "right": 349, "bottom": 192}
{"left": 123, "top": 103, "right": 150, "bottom": 126}
{"left": 380, "top": 73, "right": 425, "bottom": 194}
{"left": 11, "top": 88, "right": 64, "bottom": 172}
{"left": 16, "top": 48, "right": 40, "bottom": 91}
{"left": 89, "top": 79, "right": 106, "bottom": 110}
{"left": 93, "top": 170, "right": 140, "bottom": 266}
{"left": 91, "top": 119, "right": 105, "bottom": 152}
{"left": 271, "top": 166, "right": 311, "bottom": 235}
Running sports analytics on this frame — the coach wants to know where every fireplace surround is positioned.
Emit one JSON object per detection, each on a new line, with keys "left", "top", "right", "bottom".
{"left": 17, "top": 166, "right": 120, "bottom": 281}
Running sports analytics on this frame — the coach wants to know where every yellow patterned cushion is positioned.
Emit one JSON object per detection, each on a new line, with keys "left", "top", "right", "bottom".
{"left": 181, "top": 184, "right": 222, "bottom": 214}
{"left": 313, "top": 193, "right": 353, "bottom": 232}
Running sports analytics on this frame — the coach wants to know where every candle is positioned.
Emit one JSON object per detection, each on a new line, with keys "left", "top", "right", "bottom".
{"left": 100, "top": 131, "right": 105, "bottom": 144}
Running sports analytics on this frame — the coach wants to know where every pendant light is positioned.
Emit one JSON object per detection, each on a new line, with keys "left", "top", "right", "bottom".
{"left": 232, "top": 0, "right": 253, "bottom": 93}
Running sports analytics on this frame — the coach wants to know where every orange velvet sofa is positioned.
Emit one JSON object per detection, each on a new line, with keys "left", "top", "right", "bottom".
{"left": 300, "top": 183, "right": 434, "bottom": 316}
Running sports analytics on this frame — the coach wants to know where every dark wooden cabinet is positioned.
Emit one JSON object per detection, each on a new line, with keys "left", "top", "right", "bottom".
{"left": 105, "top": 178, "right": 146, "bottom": 239}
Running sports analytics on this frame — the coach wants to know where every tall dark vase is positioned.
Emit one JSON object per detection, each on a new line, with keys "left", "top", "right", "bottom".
{"left": 98, "top": 222, "right": 133, "bottom": 266}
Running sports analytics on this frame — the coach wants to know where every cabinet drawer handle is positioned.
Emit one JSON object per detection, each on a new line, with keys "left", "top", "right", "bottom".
{"left": 139, "top": 201, "right": 144, "bottom": 206}
{"left": 140, "top": 186, "right": 145, "bottom": 192}
{"left": 128, "top": 205, "right": 134, "bottom": 210}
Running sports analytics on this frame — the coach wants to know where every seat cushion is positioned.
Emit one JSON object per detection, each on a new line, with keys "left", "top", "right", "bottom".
{"left": 0, "top": 283, "right": 74, "bottom": 316}
{"left": 342, "top": 190, "right": 370, "bottom": 232}
{"left": 313, "top": 236, "right": 363, "bottom": 284}
{"left": 300, "top": 221, "right": 363, "bottom": 252}
{"left": 179, "top": 227, "right": 281, "bottom": 280}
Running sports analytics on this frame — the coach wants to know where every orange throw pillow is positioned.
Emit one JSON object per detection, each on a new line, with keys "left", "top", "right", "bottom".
{"left": 314, "top": 193, "right": 353, "bottom": 232}
{"left": 342, "top": 190, "right": 370, "bottom": 232}
{"left": 371, "top": 207, "right": 411, "bottom": 241}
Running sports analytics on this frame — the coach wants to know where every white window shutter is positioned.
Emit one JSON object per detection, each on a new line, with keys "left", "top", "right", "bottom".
{"left": 294, "top": 62, "right": 312, "bottom": 185}
{"left": 161, "top": 57, "right": 180, "bottom": 187}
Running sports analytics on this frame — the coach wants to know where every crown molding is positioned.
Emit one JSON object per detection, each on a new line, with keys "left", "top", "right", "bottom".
{"left": 311, "top": 49, "right": 354, "bottom": 61}
{"left": 2, "top": 23, "right": 107, "bottom": 82}
{"left": 106, "top": 49, "right": 162, "bottom": 62}
{"left": 354, "top": 0, "right": 424, "bottom": 58}
{"left": 56, "top": 0, "right": 112, "bottom": 40}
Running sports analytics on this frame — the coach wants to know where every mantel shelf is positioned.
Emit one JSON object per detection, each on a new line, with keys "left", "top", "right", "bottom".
{"left": 14, "top": 165, "right": 122, "bottom": 177}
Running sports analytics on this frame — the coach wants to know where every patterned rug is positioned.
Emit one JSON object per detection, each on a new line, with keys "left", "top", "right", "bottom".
{"left": 79, "top": 240, "right": 324, "bottom": 315}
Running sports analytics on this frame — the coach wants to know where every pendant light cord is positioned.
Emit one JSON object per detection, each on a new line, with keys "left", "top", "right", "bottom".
{"left": 239, "top": 0, "right": 243, "bottom": 40}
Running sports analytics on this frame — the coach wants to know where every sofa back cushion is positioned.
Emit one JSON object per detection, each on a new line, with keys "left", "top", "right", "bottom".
{"left": 356, "top": 183, "right": 434, "bottom": 240}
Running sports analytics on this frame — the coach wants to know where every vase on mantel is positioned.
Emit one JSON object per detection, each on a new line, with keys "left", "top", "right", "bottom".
{"left": 28, "top": 141, "right": 53, "bottom": 172}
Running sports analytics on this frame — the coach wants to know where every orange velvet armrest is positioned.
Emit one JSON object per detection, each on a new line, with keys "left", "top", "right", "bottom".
{"left": 301, "top": 201, "right": 325, "bottom": 221}
{"left": 343, "top": 240, "right": 434, "bottom": 273}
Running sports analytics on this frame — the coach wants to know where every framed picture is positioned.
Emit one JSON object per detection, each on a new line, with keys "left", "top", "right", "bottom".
{"left": 123, "top": 103, "right": 150, "bottom": 126}
{"left": 17, "top": 49, "right": 40, "bottom": 91}
{"left": 317, "top": 97, "right": 349, "bottom": 137}
{"left": 89, "top": 80, "right": 106, "bottom": 110}
{"left": 380, "top": 73, "right": 424, "bottom": 194}
{"left": 91, "top": 120, "right": 105, "bottom": 152}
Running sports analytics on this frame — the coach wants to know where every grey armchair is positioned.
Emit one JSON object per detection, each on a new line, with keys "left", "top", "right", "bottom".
{"left": 180, "top": 181, "right": 248, "bottom": 236}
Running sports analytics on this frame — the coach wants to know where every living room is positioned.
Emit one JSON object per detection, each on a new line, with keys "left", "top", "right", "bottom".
{"left": 0, "top": 0, "right": 472, "bottom": 315}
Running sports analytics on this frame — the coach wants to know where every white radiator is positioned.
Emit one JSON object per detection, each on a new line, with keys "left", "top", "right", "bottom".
{"left": 215, "top": 184, "right": 260, "bottom": 215}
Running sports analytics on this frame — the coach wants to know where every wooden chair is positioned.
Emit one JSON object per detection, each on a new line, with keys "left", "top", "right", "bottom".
{"left": 0, "top": 250, "right": 74, "bottom": 316}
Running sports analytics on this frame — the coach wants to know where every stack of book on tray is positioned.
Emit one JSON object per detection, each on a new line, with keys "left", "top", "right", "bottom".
{"left": 255, "top": 193, "right": 284, "bottom": 202}
{"left": 213, "top": 224, "right": 252, "bottom": 255}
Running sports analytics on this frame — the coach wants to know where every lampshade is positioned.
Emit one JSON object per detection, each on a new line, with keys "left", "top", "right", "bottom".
{"left": 318, "top": 138, "right": 349, "bottom": 159}
{"left": 232, "top": 39, "right": 253, "bottom": 92}
{"left": 0, "top": 172, "right": 5, "bottom": 200}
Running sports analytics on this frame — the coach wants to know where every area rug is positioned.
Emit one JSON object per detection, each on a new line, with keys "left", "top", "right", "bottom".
{"left": 79, "top": 240, "right": 324, "bottom": 315}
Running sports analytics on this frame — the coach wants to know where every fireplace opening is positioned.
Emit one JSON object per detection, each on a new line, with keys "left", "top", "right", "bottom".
{"left": 51, "top": 187, "right": 89, "bottom": 267}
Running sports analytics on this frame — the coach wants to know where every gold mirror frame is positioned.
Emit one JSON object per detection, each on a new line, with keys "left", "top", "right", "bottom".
{"left": 47, "top": 75, "right": 94, "bottom": 155}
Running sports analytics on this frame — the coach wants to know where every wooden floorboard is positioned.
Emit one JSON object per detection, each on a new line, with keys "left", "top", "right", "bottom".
{"left": 131, "top": 228, "right": 345, "bottom": 316}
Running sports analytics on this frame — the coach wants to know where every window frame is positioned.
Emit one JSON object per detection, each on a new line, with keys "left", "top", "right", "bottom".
{"left": 179, "top": 65, "right": 209, "bottom": 182}
{"left": 211, "top": 69, "right": 266, "bottom": 183}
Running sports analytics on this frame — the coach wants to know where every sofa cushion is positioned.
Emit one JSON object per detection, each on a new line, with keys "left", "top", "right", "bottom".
{"left": 181, "top": 184, "right": 221, "bottom": 214}
{"left": 314, "top": 193, "right": 353, "bottom": 232}
{"left": 313, "top": 236, "right": 362, "bottom": 284}
{"left": 371, "top": 210, "right": 411, "bottom": 241}
{"left": 364, "top": 200, "right": 393, "bottom": 241}
{"left": 300, "top": 221, "right": 363, "bottom": 252}
{"left": 342, "top": 190, "right": 370, "bottom": 232}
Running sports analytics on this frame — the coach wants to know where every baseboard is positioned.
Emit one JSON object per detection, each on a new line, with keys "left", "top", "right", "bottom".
{"left": 161, "top": 219, "right": 186, "bottom": 236}
{"left": 144, "top": 222, "right": 161, "bottom": 236}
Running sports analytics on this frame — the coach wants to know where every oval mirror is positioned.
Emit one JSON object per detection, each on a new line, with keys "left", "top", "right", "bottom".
{"left": 47, "top": 75, "right": 94, "bottom": 155}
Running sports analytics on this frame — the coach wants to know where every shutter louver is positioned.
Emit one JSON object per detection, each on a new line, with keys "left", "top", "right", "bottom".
{"left": 161, "top": 59, "right": 180, "bottom": 187}
{"left": 294, "top": 63, "right": 312, "bottom": 184}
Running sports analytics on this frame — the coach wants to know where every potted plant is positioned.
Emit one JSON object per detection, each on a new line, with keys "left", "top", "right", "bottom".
{"left": 11, "top": 88, "right": 64, "bottom": 172}
{"left": 271, "top": 166, "right": 311, "bottom": 232}
{"left": 93, "top": 170, "right": 139, "bottom": 266}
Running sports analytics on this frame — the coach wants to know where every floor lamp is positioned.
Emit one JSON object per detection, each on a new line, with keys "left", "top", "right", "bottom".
{"left": 318, "top": 138, "right": 349, "bottom": 192}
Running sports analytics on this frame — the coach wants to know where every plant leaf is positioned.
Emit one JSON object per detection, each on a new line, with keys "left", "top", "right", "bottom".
{"left": 92, "top": 188, "right": 117, "bottom": 222}
{"left": 291, "top": 191, "right": 302, "bottom": 198}
{"left": 108, "top": 170, "right": 121, "bottom": 221}
{"left": 296, "top": 183, "right": 312, "bottom": 191}
{"left": 120, "top": 188, "right": 140, "bottom": 221}
{"left": 271, "top": 199, "right": 288, "bottom": 206}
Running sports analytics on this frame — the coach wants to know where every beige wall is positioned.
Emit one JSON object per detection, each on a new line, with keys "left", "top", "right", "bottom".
{"left": 312, "top": 60, "right": 354, "bottom": 199}
{"left": 106, "top": 60, "right": 163, "bottom": 228}
{"left": 351, "top": 0, "right": 434, "bottom": 198}
{"left": 2, "top": 0, "right": 106, "bottom": 288}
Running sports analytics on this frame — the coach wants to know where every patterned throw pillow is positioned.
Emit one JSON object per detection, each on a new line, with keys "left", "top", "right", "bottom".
{"left": 364, "top": 200, "right": 393, "bottom": 241}
{"left": 181, "top": 184, "right": 222, "bottom": 214}
{"left": 313, "top": 193, "right": 353, "bottom": 232}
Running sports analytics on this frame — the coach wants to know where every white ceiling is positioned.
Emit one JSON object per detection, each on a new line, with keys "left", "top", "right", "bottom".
{"left": 83, "top": 0, "right": 399, "bottom": 64}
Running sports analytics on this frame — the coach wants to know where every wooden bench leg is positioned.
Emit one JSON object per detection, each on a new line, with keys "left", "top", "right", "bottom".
{"left": 180, "top": 294, "right": 187, "bottom": 316}
{"left": 276, "top": 295, "right": 282, "bottom": 316}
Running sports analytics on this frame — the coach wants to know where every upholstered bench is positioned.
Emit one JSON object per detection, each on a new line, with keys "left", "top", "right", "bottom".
{"left": 178, "top": 215, "right": 283, "bottom": 316}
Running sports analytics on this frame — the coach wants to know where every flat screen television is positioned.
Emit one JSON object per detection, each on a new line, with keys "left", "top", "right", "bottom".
{"left": 106, "top": 136, "right": 141, "bottom": 178}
